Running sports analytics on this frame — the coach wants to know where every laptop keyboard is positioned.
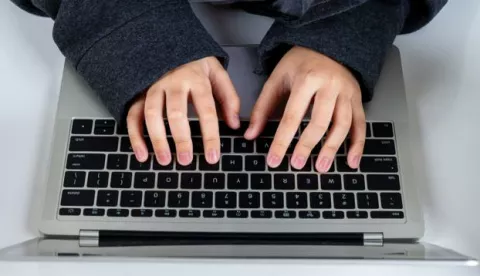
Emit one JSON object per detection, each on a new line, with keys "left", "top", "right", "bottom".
{"left": 58, "top": 118, "right": 405, "bottom": 221}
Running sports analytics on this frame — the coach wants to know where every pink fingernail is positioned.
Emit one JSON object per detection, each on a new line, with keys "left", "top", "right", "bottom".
{"left": 231, "top": 114, "right": 240, "bottom": 128}
{"left": 135, "top": 148, "right": 147, "bottom": 161}
{"left": 317, "top": 157, "right": 331, "bottom": 172}
{"left": 207, "top": 149, "right": 219, "bottom": 163}
{"left": 291, "top": 155, "right": 306, "bottom": 169}
{"left": 352, "top": 155, "right": 361, "bottom": 168}
{"left": 158, "top": 151, "right": 171, "bottom": 165}
{"left": 178, "top": 152, "right": 192, "bottom": 165}
{"left": 267, "top": 153, "right": 281, "bottom": 167}
{"left": 245, "top": 127, "right": 255, "bottom": 138}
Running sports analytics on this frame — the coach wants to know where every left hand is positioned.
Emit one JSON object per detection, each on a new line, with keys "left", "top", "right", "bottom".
{"left": 244, "top": 46, "right": 366, "bottom": 173}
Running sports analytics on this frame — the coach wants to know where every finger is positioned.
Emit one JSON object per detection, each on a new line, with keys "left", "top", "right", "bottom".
{"left": 192, "top": 82, "right": 220, "bottom": 164}
{"left": 316, "top": 95, "right": 352, "bottom": 173}
{"left": 210, "top": 63, "right": 240, "bottom": 129}
{"left": 347, "top": 96, "right": 366, "bottom": 168}
{"left": 166, "top": 86, "right": 192, "bottom": 166}
{"left": 144, "top": 87, "right": 171, "bottom": 166}
{"left": 292, "top": 83, "right": 338, "bottom": 170}
{"left": 244, "top": 74, "right": 284, "bottom": 140}
{"left": 127, "top": 95, "right": 148, "bottom": 162}
{"left": 268, "top": 77, "right": 319, "bottom": 168}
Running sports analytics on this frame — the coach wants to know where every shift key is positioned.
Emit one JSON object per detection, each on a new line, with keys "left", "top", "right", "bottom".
{"left": 69, "top": 136, "right": 118, "bottom": 152}
{"left": 67, "top": 154, "right": 105, "bottom": 169}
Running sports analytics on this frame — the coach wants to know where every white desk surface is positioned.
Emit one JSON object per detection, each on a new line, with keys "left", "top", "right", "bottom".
{"left": 1, "top": 0, "right": 479, "bottom": 275}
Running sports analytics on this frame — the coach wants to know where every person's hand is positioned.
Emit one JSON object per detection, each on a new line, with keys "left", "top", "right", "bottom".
{"left": 245, "top": 46, "right": 366, "bottom": 173}
{"left": 127, "top": 56, "right": 240, "bottom": 166}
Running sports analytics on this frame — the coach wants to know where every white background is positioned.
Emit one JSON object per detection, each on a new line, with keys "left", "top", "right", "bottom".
{"left": 1, "top": 0, "right": 480, "bottom": 275}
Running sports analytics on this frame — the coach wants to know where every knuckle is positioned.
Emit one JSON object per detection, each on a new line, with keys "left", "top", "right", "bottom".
{"left": 297, "top": 140, "right": 316, "bottom": 152}
{"left": 323, "top": 143, "right": 340, "bottom": 154}
{"left": 334, "top": 118, "right": 352, "bottom": 130}
{"left": 282, "top": 113, "right": 299, "bottom": 126}
{"left": 174, "top": 139, "right": 192, "bottom": 150}
{"left": 167, "top": 109, "right": 186, "bottom": 121}
{"left": 144, "top": 106, "right": 159, "bottom": 120}
{"left": 309, "top": 120, "right": 329, "bottom": 133}
{"left": 271, "top": 141, "right": 290, "bottom": 152}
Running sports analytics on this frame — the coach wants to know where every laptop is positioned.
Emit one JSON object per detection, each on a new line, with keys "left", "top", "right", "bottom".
{"left": 0, "top": 2, "right": 477, "bottom": 265}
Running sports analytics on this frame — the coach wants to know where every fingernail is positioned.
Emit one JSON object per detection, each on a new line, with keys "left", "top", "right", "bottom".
{"left": 178, "top": 152, "right": 192, "bottom": 165}
{"left": 207, "top": 149, "right": 219, "bottom": 163}
{"left": 158, "top": 151, "right": 171, "bottom": 165}
{"left": 291, "top": 155, "right": 306, "bottom": 169}
{"left": 317, "top": 157, "right": 331, "bottom": 172}
{"left": 351, "top": 155, "right": 361, "bottom": 168}
{"left": 245, "top": 127, "right": 254, "bottom": 138}
{"left": 232, "top": 114, "right": 240, "bottom": 128}
{"left": 135, "top": 148, "right": 147, "bottom": 161}
{"left": 267, "top": 153, "right": 281, "bottom": 167}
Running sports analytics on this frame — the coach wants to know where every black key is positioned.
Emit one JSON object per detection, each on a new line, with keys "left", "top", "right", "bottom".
{"left": 176, "top": 156, "right": 197, "bottom": 171}
{"left": 190, "top": 121, "right": 202, "bottom": 136}
{"left": 357, "top": 193, "right": 379, "bottom": 209}
{"left": 256, "top": 138, "right": 272, "bottom": 153}
{"left": 263, "top": 192, "right": 284, "bottom": 209}
{"left": 337, "top": 143, "right": 346, "bottom": 154}
{"left": 275, "top": 210, "right": 296, "bottom": 219}
{"left": 153, "top": 159, "right": 174, "bottom": 170}
{"left": 371, "top": 211, "right": 404, "bottom": 219}
{"left": 131, "top": 209, "right": 153, "bottom": 217}
{"left": 66, "top": 154, "right": 105, "bottom": 170}
{"left": 179, "top": 209, "right": 201, "bottom": 218}
{"left": 286, "top": 139, "right": 298, "bottom": 154}
{"left": 381, "top": 193, "right": 403, "bottom": 209}
{"left": 168, "top": 191, "right": 189, "bottom": 208}
{"left": 227, "top": 210, "right": 248, "bottom": 218}
{"left": 204, "top": 173, "right": 225, "bottom": 189}
{"left": 97, "top": 190, "right": 119, "bottom": 207}
{"left": 72, "top": 119, "right": 93, "bottom": 134}
{"left": 234, "top": 138, "right": 254, "bottom": 153}
{"left": 363, "top": 139, "right": 396, "bottom": 155}
{"left": 297, "top": 174, "right": 319, "bottom": 190}
{"left": 219, "top": 121, "right": 249, "bottom": 136}
{"left": 61, "top": 190, "right": 95, "bottom": 206}
{"left": 95, "top": 119, "right": 115, "bottom": 127}
{"left": 239, "top": 192, "right": 260, "bottom": 208}
{"left": 228, "top": 173, "right": 248, "bottom": 190}
{"left": 286, "top": 192, "right": 308, "bottom": 209}
{"left": 192, "top": 191, "right": 213, "bottom": 208}
{"left": 110, "top": 172, "right": 132, "bottom": 188}
{"left": 181, "top": 173, "right": 202, "bottom": 189}
{"left": 83, "top": 208, "right": 105, "bottom": 216}
{"left": 260, "top": 121, "right": 280, "bottom": 136}
{"left": 320, "top": 174, "right": 341, "bottom": 190}
{"left": 215, "top": 192, "right": 237, "bottom": 208}
{"left": 347, "top": 211, "right": 368, "bottom": 219}
{"left": 220, "top": 138, "right": 231, "bottom": 153}
{"left": 120, "top": 191, "right": 142, "bottom": 207}
{"left": 251, "top": 174, "right": 272, "bottom": 190}
{"left": 69, "top": 136, "right": 118, "bottom": 152}
{"left": 107, "top": 209, "right": 129, "bottom": 217}
{"left": 94, "top": 126, "right": 114, "bottom": 135}
{"left": 245, "top": 155, "right": 266, "bottom": 171}
{"left": 299, "top": 211, "right": 320, "bottom": 219}
{"left": 323, "top": 211, "right": 345, "bottom": 219}
{"left": 366, "top": 123, "right": 372, "bottom": 137}
{"left": 144, "top": 191, "right": 166, "bottom": 207}
{"left": 64, "top": 171, "right": 86, "bottom": 188}
{"left": 203, "top": 210, "right": 225, "bottom": 218}
{"left": 192, "top": 138, "right": 204, "bottom": 153}
{"left": 107, "top": 154, "right": 128, "bottom": 170}
{"left": 292, "top": 157, "right": 313, "bottom": 172}
{"left": 130, "top": 155, "right": 152, "bottom": 170}
{"left": 134, "top": 172, "right": 155, "bottom": 189}
{"left": 87, "top": 172, "right": 109, "bottom": 188}
{"left": 116, "top": 123, "right": 128, "bottom": 135}
{"left": 199, "top": 156, "right": 219, "bottom": 171}
{"left": 59, "top": 208, "right": 81, "bottom": 216}
{"left": 269, "top": 157, "right": 289, "bottom": 171}
{"left": 336, "top": 156, "right": 357, "bottom": 172}
{"left": 155, "top": 209, "right": 177, "bottom": 217}
{"left": 310, "top": 192, "right": 331, "bottom": 209}
{"left": 120, "top": 137, "right": 133, "bottom": 152}
{"left": 344, "top": 174, "right": 365, "bottom": 190}
{"left": 367, "top": 175, "right": 400, "bottom": 190}
{"left": 333, "top": 193, "right": 355, "bottom": 209}
{"left": 372, "top": 122, "right": 394, "bottom": 137}
{"left": 222, "top": 155, "right": 242, "bottom": 171}
{"left": 251, "top": 210, "right": 272, "bottom": 218}
{"left": 274, "top": 174, "right": 295, "bottom": 190}
{"left": 167, "top": 138, "right": 176, "bottom": 153}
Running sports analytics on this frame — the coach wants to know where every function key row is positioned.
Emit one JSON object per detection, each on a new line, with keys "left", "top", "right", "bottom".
{"left": 59, "top": 208, "right": 404, "bottom": 219}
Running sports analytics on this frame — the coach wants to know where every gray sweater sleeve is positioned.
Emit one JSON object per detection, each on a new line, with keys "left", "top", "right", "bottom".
{"left": 11, "top": 0, "right": 228, "bottom": 123}
{"left": 256, "top": 0, "right": 412, "bottom": 102}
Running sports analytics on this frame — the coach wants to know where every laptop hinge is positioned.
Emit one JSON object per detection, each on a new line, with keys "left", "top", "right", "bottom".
{"left": 363, "top": 233, "right": 383, "bottom": 246}
{"left": 79, "top": 230, "right": 99, "bottom": 247}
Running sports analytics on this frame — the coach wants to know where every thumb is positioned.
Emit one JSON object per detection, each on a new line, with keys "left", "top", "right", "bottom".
{"left": 209, "top": 63, "right": 241, "bottom": 129}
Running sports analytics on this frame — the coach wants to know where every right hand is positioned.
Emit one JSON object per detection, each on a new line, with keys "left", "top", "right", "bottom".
{"left": 127, "top": 56, "right": 240, "bottom": 166}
